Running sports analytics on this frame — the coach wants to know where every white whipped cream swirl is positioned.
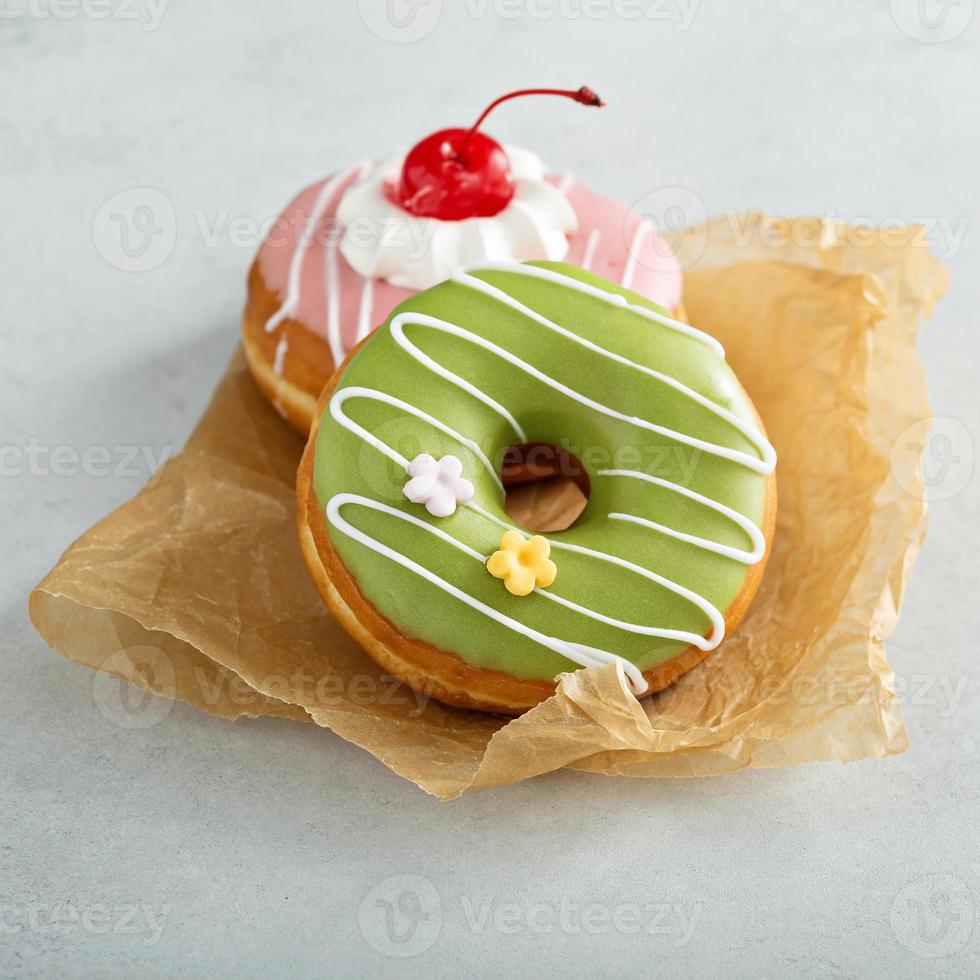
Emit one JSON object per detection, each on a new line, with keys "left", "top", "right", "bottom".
{"left": 337, "top": 145, "right": 576, "bottom": 290}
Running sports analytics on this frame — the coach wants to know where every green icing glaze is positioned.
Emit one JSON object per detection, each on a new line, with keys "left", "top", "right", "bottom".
{"left": 312, "top": 261, "right": 773, "bottom": 683}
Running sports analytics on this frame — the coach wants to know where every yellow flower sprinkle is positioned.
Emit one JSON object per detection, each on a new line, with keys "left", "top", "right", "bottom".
{"left": 486, "top": 529, "right": 557, "bottom": 597}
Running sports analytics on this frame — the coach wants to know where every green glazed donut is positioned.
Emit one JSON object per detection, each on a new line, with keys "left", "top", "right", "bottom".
{"left": 300, "top": 261, "right": 776, "bottom": 713}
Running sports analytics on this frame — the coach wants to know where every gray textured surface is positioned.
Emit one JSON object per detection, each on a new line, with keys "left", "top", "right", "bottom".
{"left": 2, "top": 1, "right": 978, "bottom": 977}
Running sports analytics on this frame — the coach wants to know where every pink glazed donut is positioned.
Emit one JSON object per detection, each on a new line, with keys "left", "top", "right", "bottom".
{"left": 243, "top": 89, "right": 684, "bottom": 433}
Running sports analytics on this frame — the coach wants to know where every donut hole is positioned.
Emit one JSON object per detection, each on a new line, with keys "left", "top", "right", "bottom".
{"left": 500, "top": 442, "right": 590, "bottom": 533}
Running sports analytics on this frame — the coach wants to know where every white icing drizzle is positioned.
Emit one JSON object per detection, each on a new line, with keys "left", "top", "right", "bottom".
{"left": 328, "top": 493, "right": 649, "bottom": 695}
{"left": 330, "top": 386, "right": 504, "bottom": 493}
{"left": 557, "top": 172, "right": 575, "bottom": 195}
{"left": 272, "top": 335, "right": 288, "bottom": 376}
{"left": 457, "top": 260, "right": 724, "bottom": 356}
{"left": 621, "top": 219, "right": 650, "bottom": 290}
{"left": 325, "top": 234, "right": 342, "bottom": 364}
{"left": 326, "top": 161, "right": 375, "bottom": 366}
{"left": 356, "top": 276, "right": 375, "bottom": 343}
{"left": 265, "top": 162, "right": 369, "bottom": 336}
{"left": 598, "top": 470, "right": 766, "bottom": 563}
{"left": 451, "top": 266, "right": 773, "bottom": 471}
{"left": 324, "top": 261, "right": 776, "bottom": 697}
{"left": 389, "top": 315, "right": 528, "bottom": 443}
{"left": 581, "top": 228, "right": 601, "bottom": 271}
{"left": 390, "top": 310, "right": 772, "bottom": 475}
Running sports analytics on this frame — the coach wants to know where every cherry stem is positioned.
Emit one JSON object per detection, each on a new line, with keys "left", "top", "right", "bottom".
{"left": 456, "top": 85, "right": 604, "bottom": 160}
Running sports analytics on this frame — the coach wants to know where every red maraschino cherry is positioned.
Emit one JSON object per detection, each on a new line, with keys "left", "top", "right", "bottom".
{"left": 392, "top": 86, "right": 604, "bottom": 221}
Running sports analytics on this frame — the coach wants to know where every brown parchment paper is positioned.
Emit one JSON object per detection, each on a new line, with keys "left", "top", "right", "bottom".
{"left": 30, "top": 215, "right": 948, "bottom": 800}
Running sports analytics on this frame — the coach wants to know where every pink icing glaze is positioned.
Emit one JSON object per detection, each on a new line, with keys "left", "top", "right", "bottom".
{"left": 256, "top": 164, "right": 683, "bottom": 368}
